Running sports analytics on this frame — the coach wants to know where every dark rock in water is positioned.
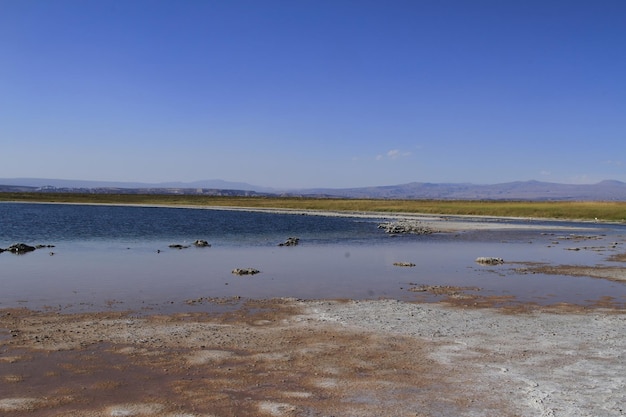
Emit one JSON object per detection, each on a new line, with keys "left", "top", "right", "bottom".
{"left": 170, "top": 240, "right": 210, "bottom": 249}
{"left": 6, "top": 243, "right": 37, "bottom": 254}
{"left": 169, "top": 244, "right": 190, "bottom": 249}
{"left": 232, "top": 267, "right": 260, "bottom": 276}
{"left": 278, "top": 237, "right": 300, "bottom": 247}
{"left": 1, "top": 243, "right": 54, "bottom": 254}
{"left": 35, "top": 244, "right": 56, "bottom": 249}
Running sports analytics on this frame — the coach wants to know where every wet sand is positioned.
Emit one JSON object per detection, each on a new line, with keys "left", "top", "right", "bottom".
{"left": 2, "top": 213, "right": 626, "bottom": 416}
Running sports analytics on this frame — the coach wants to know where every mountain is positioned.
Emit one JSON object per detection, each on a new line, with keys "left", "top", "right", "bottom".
{"left": 152, "top": 180, "right": 274, "bottom": 192}
{"left": 303, "top": 180, "right": 626, "bottom": 201}
{"left": 1, "top": 178, "right": 626, "bottom": 201}
{"left": 0, "top": 178, "right": 273, "bottom": 193}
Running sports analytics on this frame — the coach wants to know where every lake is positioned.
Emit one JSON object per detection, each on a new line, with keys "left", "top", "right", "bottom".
{"left": 2, "top": 202, "right": 626, "bottom": 312}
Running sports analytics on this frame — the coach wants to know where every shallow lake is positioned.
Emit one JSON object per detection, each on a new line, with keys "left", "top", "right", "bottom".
{"left": 2, "top": 202, "right": 626, "bottom": 312}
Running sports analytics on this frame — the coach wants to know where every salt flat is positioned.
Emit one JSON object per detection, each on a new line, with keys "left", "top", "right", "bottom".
{"left": 1, "top": 297, "right": 625, "bottom": 416}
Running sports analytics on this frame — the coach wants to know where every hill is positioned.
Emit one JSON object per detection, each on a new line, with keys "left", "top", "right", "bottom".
{"left": 1, "top": 178, "right": 626, "bottom": 201}
{"left": 303, "top": 180, "right": 626, "bottom": 201}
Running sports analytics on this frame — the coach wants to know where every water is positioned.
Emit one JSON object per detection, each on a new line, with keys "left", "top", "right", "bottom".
{"left": 2, "top": 202, "right": 626, "bottom": 312}
{"left": 0, "top": 203, "right": 384, "bottom": 246}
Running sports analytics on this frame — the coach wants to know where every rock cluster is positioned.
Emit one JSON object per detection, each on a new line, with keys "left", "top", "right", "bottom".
{"left": 168, "top": 240, "right": 211, "bottom": 249}
{"left": 378, "top": 221, "right": 435, "bottom": 235}
{"left": 0, "top": 243, "right": 55, "bottom": 254}
{"left": 231, "top": 268, "right": 260, "bottom": 276}
{"left": 168, "top": 244, "right": 189, "bottom": 249}
{"left": 475, "top": 257, "right": 504, "bottom": 265}
{"left": 393, "top": 262, "right": 416, "bottom": 267}
{"left": 278, "top": 237, "right": 300, "bottom": 247}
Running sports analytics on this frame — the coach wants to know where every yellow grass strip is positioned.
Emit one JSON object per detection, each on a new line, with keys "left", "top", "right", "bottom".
{"left": 1, "top": 192, "right": 625, "bottom": 222}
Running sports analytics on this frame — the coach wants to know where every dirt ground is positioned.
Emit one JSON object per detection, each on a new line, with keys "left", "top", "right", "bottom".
{"left": 2, "top": 296, "right": 625, "bottom": 417}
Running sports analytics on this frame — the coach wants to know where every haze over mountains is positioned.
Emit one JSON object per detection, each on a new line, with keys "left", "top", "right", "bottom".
{"left": 1, "top": 178, "right": 626, "bottom": 201}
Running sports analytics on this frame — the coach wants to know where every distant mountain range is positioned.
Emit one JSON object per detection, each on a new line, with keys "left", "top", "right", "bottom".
{"left": 0, "top": 178, "right": 274, "bottom": 192}
{"left": 1, "top": 177, "right": 626, "bottom": 201}
{"left": 307, "top": 180, "right": 626, "bottom": 201}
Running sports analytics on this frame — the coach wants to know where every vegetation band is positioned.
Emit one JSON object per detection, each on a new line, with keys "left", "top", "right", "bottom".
{"left": 1, "top": 192, "right": 625, "bottom": 222}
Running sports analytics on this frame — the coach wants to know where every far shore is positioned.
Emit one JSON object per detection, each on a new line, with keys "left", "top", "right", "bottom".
{"left": 1, "top": 198, "right": 616, "bottom": 232}
{"left": 2, "top": 192, "right": 626, "bottom": 222}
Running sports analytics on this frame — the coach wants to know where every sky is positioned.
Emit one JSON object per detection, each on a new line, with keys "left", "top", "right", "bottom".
{"left": 1, "top": 0, "right": 625, "bottom": 189}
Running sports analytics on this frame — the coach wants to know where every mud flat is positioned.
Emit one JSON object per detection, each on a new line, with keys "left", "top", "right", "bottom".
{"left": 1, "top": 297, "right": 625, "bottom": 417}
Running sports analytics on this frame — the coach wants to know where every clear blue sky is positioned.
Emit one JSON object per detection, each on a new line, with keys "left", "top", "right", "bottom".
{"left": 1, "top": 0, "right": 624, "bottom": 188}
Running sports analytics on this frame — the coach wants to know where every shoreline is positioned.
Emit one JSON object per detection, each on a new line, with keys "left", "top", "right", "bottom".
{"left": 2, "top": 199, "right": 607, "bottom": 232}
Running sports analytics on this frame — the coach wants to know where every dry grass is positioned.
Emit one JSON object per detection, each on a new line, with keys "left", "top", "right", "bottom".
{"left": 1, "top": 192, "right": 625, "bottom": 222}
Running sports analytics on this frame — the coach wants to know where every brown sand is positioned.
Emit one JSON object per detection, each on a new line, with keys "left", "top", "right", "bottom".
{"left": 2, "top": 297, "right": 625, "bottom": 417}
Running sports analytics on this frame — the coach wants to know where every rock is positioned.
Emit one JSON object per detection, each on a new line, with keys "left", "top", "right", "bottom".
{"left": 1, "top": 243, "right": 53, "bottom": 254}
{"left": 278, "top": 237, "right": 300, "bottom": 247}
{"left": 475, "top": 257, "right": 504, "bottom": 265}
{"left": 408, "top": 284, "right": 481, "bottom": 297}
{"left": 6, "top": 243, "right": 37, "bottom": 254}
{"left": 168, "top": 244, "right": 190, "bottom": 249}
{"left": 393, "top": 262, "right": 416, "bottom": 267}
{"left": 378, "top": 221, "right": 435, "bottom": 235}
{"left": 232, "top": 268, "right": 260, "bottom": 276}
{"left": 170, "top": 240, "right": 210, "bottom": 249}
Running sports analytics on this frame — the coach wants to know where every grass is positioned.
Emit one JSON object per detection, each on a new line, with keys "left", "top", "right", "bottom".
{"left": 1, "top": 192, "right": 625, "bottom": 222}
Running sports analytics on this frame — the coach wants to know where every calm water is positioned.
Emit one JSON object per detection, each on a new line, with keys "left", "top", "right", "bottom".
{"left": 2, "top": 202, "right": 626, "bottom": 312}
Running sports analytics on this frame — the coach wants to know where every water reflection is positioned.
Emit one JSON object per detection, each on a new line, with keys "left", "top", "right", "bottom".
{"left": 2, "top": 224, "right": 626, "bottom": 312}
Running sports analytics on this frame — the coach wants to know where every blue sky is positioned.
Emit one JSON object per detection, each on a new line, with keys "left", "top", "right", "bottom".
{"left": 1, "top": 0, "right": 624, "bottom": 188}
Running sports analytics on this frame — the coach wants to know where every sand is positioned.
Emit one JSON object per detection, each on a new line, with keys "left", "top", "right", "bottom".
{"left": 1, "top": 297, "right": 625, "bottom": 417}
